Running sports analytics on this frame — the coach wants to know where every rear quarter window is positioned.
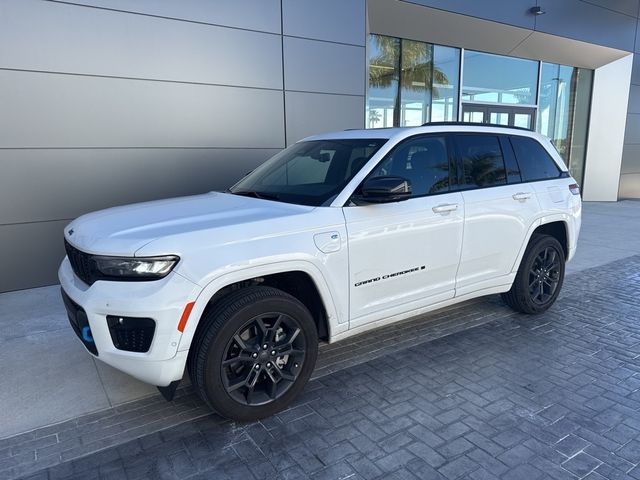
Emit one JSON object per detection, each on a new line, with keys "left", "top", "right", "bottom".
{"left": 510, "top": 136, "right": 562, "bottom": 182}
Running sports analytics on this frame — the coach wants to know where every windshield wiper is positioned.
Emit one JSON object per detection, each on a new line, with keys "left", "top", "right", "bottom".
{"left": 230, "top": 190, "right": 280, "bottom": 201}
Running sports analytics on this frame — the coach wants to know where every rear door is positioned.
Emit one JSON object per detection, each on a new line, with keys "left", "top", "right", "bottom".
{"left": 454, "top": 133, "right": 540, "bottom": 295}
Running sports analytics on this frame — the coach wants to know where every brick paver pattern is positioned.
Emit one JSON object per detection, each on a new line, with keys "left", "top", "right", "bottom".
{"left": 11, "top": 255, "right": 640, "bottom": 479}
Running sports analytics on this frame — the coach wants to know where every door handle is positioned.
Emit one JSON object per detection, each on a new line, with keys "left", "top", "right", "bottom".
{"left": 512, "top": 192, "right": 532, "bottom": 201}
{"left": 432, "top": 203, "right": 458, "bottom": 214}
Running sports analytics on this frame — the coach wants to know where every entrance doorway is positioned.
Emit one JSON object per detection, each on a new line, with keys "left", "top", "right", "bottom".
{"left": 461, "top": 104, "right": 536, "bottom": 130}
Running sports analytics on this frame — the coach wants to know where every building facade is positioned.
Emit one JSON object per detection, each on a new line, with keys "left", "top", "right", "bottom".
{"left": 1, "top": 0, "right": 639, "bottom": 292}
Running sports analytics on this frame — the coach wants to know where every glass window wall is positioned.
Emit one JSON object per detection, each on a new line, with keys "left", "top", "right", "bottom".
{"left": 432, "top": 45, "right": 460, "bottom": 122}
{"left": 462, "top": 51, "right": 538, "bottom": 105}
{"left": 366, "top": 35, "right": 594, "bottom": 189}
{"left": 537, "top": 63, "right": 593, "bottom": 185}
{"left": 366, "top": 34, "right": 460, "bottom": 128}
{"left": 366, "top": 35, "right": 399, "bottom": 128}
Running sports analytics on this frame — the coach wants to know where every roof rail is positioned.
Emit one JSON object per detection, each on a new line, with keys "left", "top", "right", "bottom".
{"left": 420, "top": 121, "right": 534, "bottom": 132}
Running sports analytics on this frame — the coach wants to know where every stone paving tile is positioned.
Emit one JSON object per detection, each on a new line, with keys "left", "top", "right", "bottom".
{"left": 4, "top": 254, "right": 640, "bottom": 479}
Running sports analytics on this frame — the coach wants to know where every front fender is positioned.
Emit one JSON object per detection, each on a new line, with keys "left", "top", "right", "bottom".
{"left": 176, "top": 259, "right": 346, "bottom": 352}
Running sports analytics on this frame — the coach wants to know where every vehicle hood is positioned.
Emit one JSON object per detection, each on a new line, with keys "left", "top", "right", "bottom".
{"left": 64, "top": 192, "right": 314, "bottom": 256}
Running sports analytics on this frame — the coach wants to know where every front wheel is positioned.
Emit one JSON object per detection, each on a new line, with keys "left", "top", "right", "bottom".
{"left": 502, "top": 234, "right": 565, "bottom": 314}
{"left": 188, "top": 286, "right": 318, "bottom": 421}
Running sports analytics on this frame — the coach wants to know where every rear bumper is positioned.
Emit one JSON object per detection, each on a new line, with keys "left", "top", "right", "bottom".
{"left": 58, "top": 257, "right": 201, "bottom": 386}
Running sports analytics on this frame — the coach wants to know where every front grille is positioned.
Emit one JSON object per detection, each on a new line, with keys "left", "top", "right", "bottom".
{"left": 64, "top": 240, "right": 95, "bottom": 285}
{"left": 107, "top": 316, "right": 156, "bottom": 353}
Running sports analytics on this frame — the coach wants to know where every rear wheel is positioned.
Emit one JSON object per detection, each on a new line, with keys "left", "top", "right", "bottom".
{"left": 188, "top": 286, "right": 318, "bottom": 421}
{"left": 502, "top": 234, "right": 565, "bottom": 314}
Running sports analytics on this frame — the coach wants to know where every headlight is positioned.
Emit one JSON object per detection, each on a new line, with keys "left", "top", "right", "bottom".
{"left": 93, "top": 255, "right": 180, "bottom": 280}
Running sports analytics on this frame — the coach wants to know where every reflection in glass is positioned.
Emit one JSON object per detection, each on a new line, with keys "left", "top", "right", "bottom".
{"left": 537, "top": 63, "right": 593, "bottom": 185}
{"left": 400, "top": 39, "right": 433, "bottom": 126}
{"left": 463, "top": 110, "right": 484, "bottom": 123}
{"left": 513, "top": 113, "right": 532, "bottom": 129}
{"left": 367, "top": 35, "right": 399, "bottom": 128}
{"left": 432, "top": 45, "right": 460, "bottom": 121}
{"left": 367, "top": 34, "right": 459, "bottom": 127}
{"left": 490, "top": 112, "right": 509, "bottom": 125}
{"left": 462, "top": 51, "right": 538, "bottom": 105}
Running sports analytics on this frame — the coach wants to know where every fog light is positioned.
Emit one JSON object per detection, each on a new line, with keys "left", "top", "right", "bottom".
{"left": 106, "top": 315, "right": 156, "bottom": 353}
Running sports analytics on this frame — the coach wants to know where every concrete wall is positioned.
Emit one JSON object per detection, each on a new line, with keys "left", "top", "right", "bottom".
{"left": 0, "top": 0, "right": 366, "bottom": 292}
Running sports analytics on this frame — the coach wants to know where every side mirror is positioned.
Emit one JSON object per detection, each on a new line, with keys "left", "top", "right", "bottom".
{"left": 358, "top": 176, "right": 412, "bottom": 203}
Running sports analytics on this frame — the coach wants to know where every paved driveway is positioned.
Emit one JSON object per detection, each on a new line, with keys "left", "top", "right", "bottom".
{"left": 2, "top": 201, "right": 640, "bottom": 480}
{"left": 11, "top": 259, "right": 640, "bottom": 479}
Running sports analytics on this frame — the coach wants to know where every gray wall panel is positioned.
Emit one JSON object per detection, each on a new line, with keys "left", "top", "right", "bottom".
{"left": 49, "top": 0, "right": 281, "bottom": 34}
{"left": 400, "top": 0, "right": 535, "bottom": 29}
{"left": 282, "top": 0, "right": 366, "bottom": 45}
{"left": 1, "top": 0, "right": 282, "bottom": 90}
{"left": 624, "top": 114, "right": 640, "bottom": 144}
{"left": 621, "top": 144, "right": 640, "bottom": 173}
{"left": 628, "top": 84, "right": 640, "bottom": 113}
{"left": 619, "top": 173, "right": 640, "bottom": 197}
{"left": 535, "top": 0, "right": 637, "bottom": 51}
{"left": 582, "top": 0, "right": 639, "bottom": 17}
{"left": 0, "top": 71, "right": 285, "bottom": 149}
{"left": 0, "top": 220, "right": 68, "bottom": 292}
{"left": 0, "top": 148, "right": 279, "bottom": 225}
{"left": 285, "top": 92, "right": 364, "bottom": 144}
{"left": 633, "top": 54, "right": 640, "bottom": 84}
{"left": 284, "top": 37, "right": 365, "bottom": 96}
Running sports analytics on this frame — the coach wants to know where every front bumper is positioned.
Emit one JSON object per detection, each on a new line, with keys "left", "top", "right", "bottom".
{"left": 58, "top": 257, "right": 201, "bottom": 386}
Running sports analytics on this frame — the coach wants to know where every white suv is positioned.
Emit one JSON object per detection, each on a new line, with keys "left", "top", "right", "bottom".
{"left": 59, "top": 124, "right": 581, "bottom": 420}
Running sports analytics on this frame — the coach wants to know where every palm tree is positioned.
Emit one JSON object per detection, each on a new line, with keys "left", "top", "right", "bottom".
{"left": 368, "top": 36, "right": 450, "bottom": 100}
{"left": 368, "top": 109, "right": 382, "bottom": 127}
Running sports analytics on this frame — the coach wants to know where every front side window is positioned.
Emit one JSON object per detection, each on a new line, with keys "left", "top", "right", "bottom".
{"left": 457, "top": 135, "right": 507, "bottom": 188}
{"left": 368, "top": 136, "right": 450, "bottom": 196}
{"left": 510, "top": 136, "right": 562, "bottom": 182}
{"left": 230, "top": 139, "right": 387, "bottom": 206}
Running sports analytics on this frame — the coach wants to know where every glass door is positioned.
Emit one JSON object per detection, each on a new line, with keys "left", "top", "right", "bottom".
{"left": 462, "top": 104, "right": 536, "bottom": 129}
{"left": 462, "top": 105, "right": 486, "bottom": 123}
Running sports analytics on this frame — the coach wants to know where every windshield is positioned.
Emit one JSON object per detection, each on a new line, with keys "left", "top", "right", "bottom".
{"left": 229, "top": 139, "right": 387, "bottom": 206}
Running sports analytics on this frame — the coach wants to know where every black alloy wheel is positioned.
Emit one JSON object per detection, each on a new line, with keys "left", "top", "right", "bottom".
{"left": 188, "top": 286, "right": 318, "bottom": 421}
{"left": 528, "top": 246, "right": 562, "bottom": 305}
{"left": 502, "top": 234, "right": 566, "bottom": 314}
{"left": 221, "top": 313, "right": 306, "bottom": 406}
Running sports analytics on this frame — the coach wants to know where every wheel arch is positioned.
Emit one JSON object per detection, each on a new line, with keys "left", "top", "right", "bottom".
{"left": 511, "top": 216, "right": 571, "bottom": 274}
{"left": 532, "top": 221, "right": 569, "bottom": 258}
{"left": 178, "top": 262, "right": 339, "bottom": 353}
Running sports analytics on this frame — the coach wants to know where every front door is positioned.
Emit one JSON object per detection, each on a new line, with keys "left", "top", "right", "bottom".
{"left": 462, "top": 104, "right": 536, "bottom": 130}
{"left": 343, "top": 134, "right": 464, "bottom": 327}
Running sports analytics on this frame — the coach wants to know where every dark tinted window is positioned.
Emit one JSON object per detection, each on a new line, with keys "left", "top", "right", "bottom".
{"left": 230, "top": 139, "right": 386, "bottom": 206}
{"left": 369, "top": 136, "right": 450, "bottom": 196}
{"left": 499, "top": 136, "right": 522, "bottom": 184}
{"left": 510, "top": 136, "right": 562, "bottom": 181}
{"left": 457, "top": 135, "right": 507, "bottom": 188}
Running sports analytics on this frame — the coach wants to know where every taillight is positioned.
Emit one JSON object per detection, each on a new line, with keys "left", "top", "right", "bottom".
{"left": 569, "top": 183, "right": 580, "bottom": 195}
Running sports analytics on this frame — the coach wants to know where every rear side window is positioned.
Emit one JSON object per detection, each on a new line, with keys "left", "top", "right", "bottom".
{"left": 456, "top": 135, "right": 507, "bottom": 188}
{"left": 510, "top": 136, "right": 562, "bottom": 182}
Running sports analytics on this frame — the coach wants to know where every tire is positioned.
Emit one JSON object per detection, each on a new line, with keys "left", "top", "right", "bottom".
{"left": 187, "top": 285, "right": 318, "bottom": 421}
{"left": 502, "top": 234, "right": 566, "bottom": 315}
